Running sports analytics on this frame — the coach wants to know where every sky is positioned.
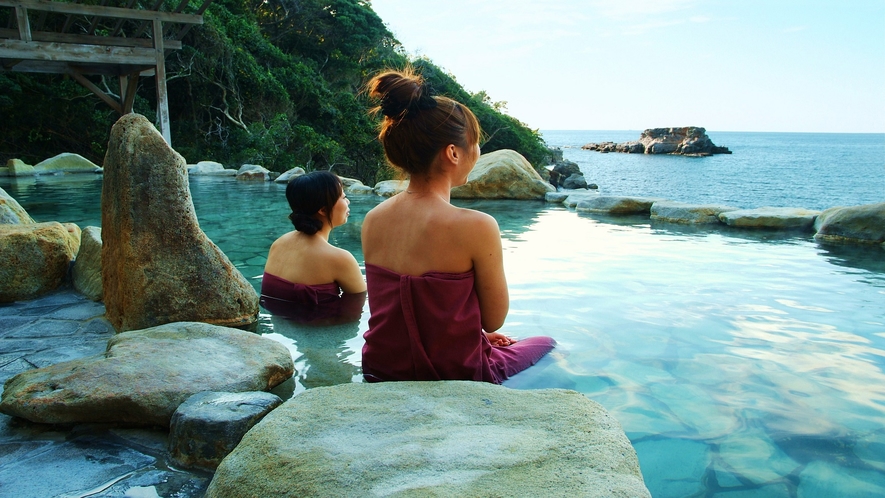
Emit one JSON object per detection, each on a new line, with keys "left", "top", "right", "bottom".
{"left": 369, "top": 0, "right": 885, "bottom": 133}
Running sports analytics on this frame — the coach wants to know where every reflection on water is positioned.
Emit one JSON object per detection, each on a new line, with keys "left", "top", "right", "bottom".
{"left": 4, "top": 176, "right": 885, "bottom": 497}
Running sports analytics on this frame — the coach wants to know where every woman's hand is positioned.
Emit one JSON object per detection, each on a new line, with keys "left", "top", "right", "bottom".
{"left": 485, "top": 331, "right": 517, "bottom": 347}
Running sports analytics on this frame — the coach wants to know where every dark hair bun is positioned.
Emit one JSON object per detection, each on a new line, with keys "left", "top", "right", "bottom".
{"left": 371, "top": 71, "right": 437, "bottom": 118}
{"left": 289, "top": 213, "right": 324, "bottom": 235}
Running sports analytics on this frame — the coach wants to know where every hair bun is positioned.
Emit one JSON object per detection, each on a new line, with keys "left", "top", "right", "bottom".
{"left": 289, "top": 213, "right": 323, "bottom": 235}
{"left": 372, "top": 71, "right": 437, "bottom": 118}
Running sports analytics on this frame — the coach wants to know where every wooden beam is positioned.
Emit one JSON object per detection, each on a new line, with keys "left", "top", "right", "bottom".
{"left": 0, "top": 28, "right": 183, "bottom": 49}
{"left": 0, "top": 59, "right": 153, "bottom": 75}
{"left": 0, "top": 0, "right": 204, "bottom": 24}
{"left": 119, "top": 72, "right": 139, "bottom": 114}
{"left": 15, "top": 6, "right": 32, "bottom": 41}
{"left": 153, "top": 19, "right": 170, "bottom": 145}
{"left": 68, "top": 68, "right": 123, "bottom": 114}
{"left": 0, "top": 39, "right": 157, "bottom": 65}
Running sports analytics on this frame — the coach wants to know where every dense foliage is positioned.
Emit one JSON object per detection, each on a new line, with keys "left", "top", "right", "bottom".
{"left": 0, "top": 0, "right": 549, "bottom": 183}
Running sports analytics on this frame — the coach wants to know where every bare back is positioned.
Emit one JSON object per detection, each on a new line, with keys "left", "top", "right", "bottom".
{"left": 264, "top": 231, "right": 365, "bottom": 293}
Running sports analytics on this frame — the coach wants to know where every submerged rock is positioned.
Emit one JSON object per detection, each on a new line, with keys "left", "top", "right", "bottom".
{"left": 451, "top": 149, "right": 554, "bottom": 200}
{"left": 0, "top": 186, "right": 35, "bottom": 224}
{"left": 651, "top": 201, "right": 740, "bottom": 224}
{"left": 576, "top": 196, "right": 665, "bottom": 215}
{"left": 169, "top": 391, "right": 283, "bottom": 471}
{"left": 0, "top": 322, "right": 294, "bottom": 426}
{"left": 0, "top": 222, "right": 81, "bottom": 302}
{"left": 206, "top": 381, "right": 650, "bottom": 497}
{"left": 188, "top": 161, "right": 237, "bottom": 176}
{"left": 718, "top": 207, "right": 820, "bottom": 230}
{"left": 72, "top": 226, "right": 103, "bottom": 301}
{"left": 101, "top": 114, "right": 259, "bottom": 332}
{"left": 814, "top": 202, "right": 885, "bottom": 245}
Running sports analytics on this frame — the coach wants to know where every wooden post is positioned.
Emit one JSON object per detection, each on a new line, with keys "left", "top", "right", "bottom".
{"left": 15, "top": 6, "right": 32, "bottom": 42}
{"left": 152, "top": 18, "right": 171, "bottom": 145}
{"left": 119, "top": 73, "right": 139, "bottom": 114}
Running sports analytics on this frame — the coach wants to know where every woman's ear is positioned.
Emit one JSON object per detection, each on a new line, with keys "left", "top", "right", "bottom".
{"left": 441, "top": 144, "right": 459, "bottom": 165}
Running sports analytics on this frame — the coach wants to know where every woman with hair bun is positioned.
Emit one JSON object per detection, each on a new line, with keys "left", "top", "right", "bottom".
{"left": 360, "top": 68, "right": 555, "bottom": 383}
{"left": 261, "top": 171, "right": 366, "bottom": 324}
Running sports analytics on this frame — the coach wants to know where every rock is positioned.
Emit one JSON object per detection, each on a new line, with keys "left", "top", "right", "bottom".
{"left": 6, "top": 159, "right": 36, "bottom": 177}
{"left": 273, "top": 167, "right": 306, "bottom": 183}
{"left": 0, "top": 222, "right": 81, "bottom": 302}
{"left": 0, "top": 321, "right": 294, "bottom": 426}
{"left": 72, "top": 226, "right": 102, "bottom": 301}
{"left": 101, "top": 113, "right": 259, "bottom": 332}
{"left": 718, "top": 207, "right": 820, "bottom": 230}
{"left": 188, "top": 161, "right": 237, "bottom": 176}
{"left": 373, "top": 179, "right": 408, "bottom": 197}
{"left": 548, "top": 160, "right": 582, "bottom": 188}
{"left": 814, "top": 202, "right": 885, "bottom": 245}
{"left": 545, "top": 192, "right": 569, "bottom": 203}
{"left": 1, "top": 186, "right": 35, "bottom": 224}
{"left": 346, "top": 184, "right": 375, "bottom": 195}
{"left": 169, "top": 391, "right": 283, "bottom": 471}
{"left": 576, "top": 196, "right": 664, "bottom": 215}
{"left": 651, "top": 201, "right": 740, "bottom": 224}
{"left": 451, "top": 149, "right": 555, "bottom": 200}
{"left": 236, "top": 164, "right": 270, "bottom": 181}
{"left": 33, "top": 153, "right": 102, "bottom": 174}
{"left": 338, "top": 175, "right": 364, "bottom": 188}
{"left": 583, "top": 127, "right": 731, "bottom": 156}
{"left": 562, "top": 190, "right": 601, "bottom": 208}
{"left": 562, "top": 173, "right": 589, "bottom": 190}
{"left": 206, "top": 381, "right": 650, "bottom": 498}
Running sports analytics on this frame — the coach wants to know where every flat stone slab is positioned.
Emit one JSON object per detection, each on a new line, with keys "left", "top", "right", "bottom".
{"left": 814, "top": 202, "right": 885, "bottom": 245}
{"left": 0, "top": 322, "right": 294, "bottom": 426}
{"left": 576, "top": 196, "right": 665, "bottom": 215}
{"left": 718, "top": 207, "right": 820, "bottom": 230}
{"left": 206, "top": 381, "right": 650, "bottom": 497}
{"left": 651, "top": 200, "right": 739, "bottom": 224}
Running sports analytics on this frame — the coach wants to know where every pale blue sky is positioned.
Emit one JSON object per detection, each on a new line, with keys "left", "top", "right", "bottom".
{"left": 370, "top": 0, "right": 885, "bottom": 133}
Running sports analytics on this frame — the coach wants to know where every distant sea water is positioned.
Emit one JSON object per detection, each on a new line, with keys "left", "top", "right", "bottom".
{"left": 540, "top": 130, "right": 885, "bottom": 211}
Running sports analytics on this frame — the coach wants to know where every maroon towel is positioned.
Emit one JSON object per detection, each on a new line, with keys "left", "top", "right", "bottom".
{"left": 260, "top": 272, "right": 365, "bottom": 325}
{"left": 362, "top": 264, "right": 555, "bottom": 384}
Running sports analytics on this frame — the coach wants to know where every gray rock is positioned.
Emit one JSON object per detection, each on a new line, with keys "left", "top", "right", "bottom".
{"left": 0, "top": 321, "right": 294, "bottom": 426}
{"left": 338, "top": 175, "right": 364, "bottom": 188}
{"left": 6, "top": 158, "right": 36, "bottom": 177}
{"left": 814, "top": 202, "right": 885, "bottom": 245}
{"left": 576, "top": 196, "right": 665, "bottom": 215}
{"left": 169, "top": 391, "right": 283, "bottom": 471}
{"left": 346, "top": 184, "right": 375, "bottom": 195}
{"left": 206, "top": 381, "right": 650, "bottom": 498}
{"left": 374, "top": 179, "right": 409, "bottom": 197}
{"left": 651, "top": 200, "right": 739, "bottom": 224}
{"left": 236, "top": 164, "right": 271, "bottom": 181}
{"left": 188, "top": 161, "right": 237, "bottom": 176}
{"left": 101, "top": 114, "right": 259, "bottom": 332}
{"left": 72, "top": 226, "right": 102, "bottom": 301}
{"left": 1, "top": 186, "right": 35, "bottom": 224}
{"left": 545, "top": 192, "right": 569, "bottom": 203}
{"left": 549, "top": 160, "right": 581, "bottom": 188}
{"left": 718, "top": 207, "right": 820, "bottom": 230}
{"left": 562, "top": 173, "right": 589, "bottom": 190}
{"left": 562, "top": 190, "right": 601, "bottom": 208}
{"left": 451, "top": 149, "right": 555, "bottom": 200}
{"left": 0, "top": 222, "right": 81, "bottom": 302}
{"left": 273, "top": 167, "right": 306, "bottom": 183}
{"left": 583, "top": 128, "right": 730, "bottom": 156}
{"left": 33, "top": 153, "right": 102, "bottom": 174}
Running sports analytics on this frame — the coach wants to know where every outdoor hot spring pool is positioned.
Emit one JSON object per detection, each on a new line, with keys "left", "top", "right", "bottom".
{"left": 6, "top": 174, "right": 885, "bottom": 497}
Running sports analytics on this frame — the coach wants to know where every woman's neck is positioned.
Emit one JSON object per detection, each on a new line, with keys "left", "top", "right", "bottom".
{"left": 405, "top": 175, "right": 452, "bottom": 202}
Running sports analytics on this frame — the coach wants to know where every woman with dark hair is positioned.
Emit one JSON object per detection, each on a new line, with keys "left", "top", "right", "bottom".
{"left": 261, "top": 171, "right": 366, "bottom": 324}
{"left": 360, "top": 69, "right": 555, "bottom": 383}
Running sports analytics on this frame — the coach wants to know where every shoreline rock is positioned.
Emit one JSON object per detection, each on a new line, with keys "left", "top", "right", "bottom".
{"left": 583, "top": 127, "right": 731, "bottom": 156}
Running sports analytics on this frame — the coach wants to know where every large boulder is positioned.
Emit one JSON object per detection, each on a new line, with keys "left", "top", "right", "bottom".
{"left": 0, "top": 186, "right": 35, "bottom": 224}
{"left": 814, "top": 202, "right": 885, "bottom": 245}
{"left": 373, "top": 179, "right": 408, "bottom": 197}
{"left": 236, "top": 164, "right": 271, "bottom": 181}
{"left": 451, "top": 149, "right": 555, "bottom": 200}
{"left": 33, "top": 153, "right": 102, "bottom": 174}
{"left": 71, "top": 226, "right": 103, "bottom": 301}
{"left": 6, "top": 159, "right": 36, "bottom": 177}
{"left": 273, "top": 167, "right": 306, "bottom": 183}
{"left": 169, "top": 391, "right": 283, "bottom": 471}
{"left": 206, "top": 382, "right": 650, "bottom": 498}
{"left": 651, "top": 200, "right": 740, "bottom": 224}
{"left": 718, "top": 207, "right": 820, "bottom": 230}
{"left": 0, "top": 222, "right": 81, "bottom": 302}
{"left": 576, "top": 196, "right": 665, "bottom": 215}
{"left": 548, "top": 159, "right": 582, "bottom": 188}
{"left": 101, "top": 113, "right": 259, "bottom": 332}
{"left": 0, "top": 322, "right": 294, "bottom": 426}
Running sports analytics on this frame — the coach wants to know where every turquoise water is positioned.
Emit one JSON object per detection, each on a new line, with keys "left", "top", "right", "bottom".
{"left": 3, "top": 132, "right": 884, "bottom": 497}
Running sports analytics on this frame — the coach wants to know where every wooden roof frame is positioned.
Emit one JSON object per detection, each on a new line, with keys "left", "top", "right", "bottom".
{"left": 0, "top": 0, "right": 211, "bottom": 145}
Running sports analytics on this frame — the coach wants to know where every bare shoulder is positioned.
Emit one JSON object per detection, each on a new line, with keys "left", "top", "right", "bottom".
{"left": 454, "top": 207, "right": 500, "bottom": 235}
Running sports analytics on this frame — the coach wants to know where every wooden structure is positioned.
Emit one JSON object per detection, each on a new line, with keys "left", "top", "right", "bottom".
{"left": 0, "top": 0, "right": 211, "bottom": 145}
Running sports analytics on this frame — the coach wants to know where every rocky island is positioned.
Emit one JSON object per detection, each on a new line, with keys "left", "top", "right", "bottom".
{"left": 583, "top": 127, "right": 732, "bottom": 156}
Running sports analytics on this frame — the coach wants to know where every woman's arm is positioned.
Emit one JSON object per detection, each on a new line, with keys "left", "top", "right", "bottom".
{"left": 469, "top": 212, "right": 509, "bottom": 332}
{"left": 335, "top": 249, "right": 367, "bottom": 294}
